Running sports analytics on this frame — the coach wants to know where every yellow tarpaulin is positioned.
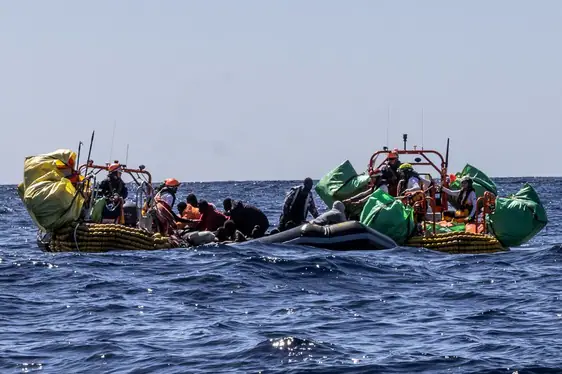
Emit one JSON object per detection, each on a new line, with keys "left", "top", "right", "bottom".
{"left": 18, "top": 149, "right": 85, "bottom": 231}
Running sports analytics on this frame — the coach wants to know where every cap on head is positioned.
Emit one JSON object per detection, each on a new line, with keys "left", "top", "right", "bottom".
{"left": 164, "top": 178, "right": 180, "bottom": 187}
{"left": 304, "top": 177, "right": 313, "bottom": 189}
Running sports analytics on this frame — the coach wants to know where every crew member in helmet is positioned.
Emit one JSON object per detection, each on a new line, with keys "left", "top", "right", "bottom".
{"left": 396, "top": 163, "right": 432, "bottom": 196}
{"left": 440, "top": 176, "right": 478, "bottom": 222}
{"left": 383, "top": 149, "right": 402, "bottom": 196}
{"left": 97, "top": 163, "right": 128, "bottom": 223}
{"left": 99, "top": 163, "right": 128, "bottom": 199}
{"left": 152, "top": 178, "right": 182, "bottom": 235}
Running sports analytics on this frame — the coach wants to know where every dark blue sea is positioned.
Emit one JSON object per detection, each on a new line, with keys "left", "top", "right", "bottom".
{"left": 1, "top": 178, "right": 560, "bottom": 373}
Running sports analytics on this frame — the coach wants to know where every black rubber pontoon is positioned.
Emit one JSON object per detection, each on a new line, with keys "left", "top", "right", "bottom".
{"left": 245, "top": 221, "right": 397, "bottom": 250}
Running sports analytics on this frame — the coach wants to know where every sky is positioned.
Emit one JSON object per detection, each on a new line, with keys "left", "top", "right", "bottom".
{"left": 1, "top": 0, "right": 561, "bottom": 184}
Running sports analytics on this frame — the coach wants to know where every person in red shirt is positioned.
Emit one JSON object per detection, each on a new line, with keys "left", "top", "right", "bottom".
{"left": 196, "top": 200, "right": 227, "bottom": 231}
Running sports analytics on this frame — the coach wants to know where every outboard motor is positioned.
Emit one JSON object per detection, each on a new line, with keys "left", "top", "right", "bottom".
{"left": 123, "top": 200, "right": 138, "bottom": 227}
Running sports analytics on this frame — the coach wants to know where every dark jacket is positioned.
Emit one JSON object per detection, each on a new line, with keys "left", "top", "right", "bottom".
{"left": 99, "top": 178, "right": 128, "bottom": 199}
{"left": 279, "top": 186, "right": 319, "bottom": 228}
{"left": 229, "top": 201, "right": 270, "bottom": 236}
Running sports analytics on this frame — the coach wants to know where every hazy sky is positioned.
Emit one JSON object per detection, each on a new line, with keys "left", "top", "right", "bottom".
{"left": 2, "top": 0, "right": 561, "bottom": 184}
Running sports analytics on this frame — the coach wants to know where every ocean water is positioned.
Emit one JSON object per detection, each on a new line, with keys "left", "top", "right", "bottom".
{"left": 0, "top": 178, "right": 559, "bottom": 373}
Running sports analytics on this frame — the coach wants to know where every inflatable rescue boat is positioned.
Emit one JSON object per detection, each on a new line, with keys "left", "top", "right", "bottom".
{"left": 244, "top": 221, "right": 397, "bottom": 250}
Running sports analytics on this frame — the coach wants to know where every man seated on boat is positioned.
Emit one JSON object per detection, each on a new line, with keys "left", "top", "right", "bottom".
{"left": 341, "top": 169, "right": 388, "bottom": 220}
{"left": 183, "top": 194, "right": 202, "bottom": 220}
{"left": 310, "top": 201, "right": 347, "bottom": 226}
{"left": 96, "top": 163, "right": 128, "bottom": 223}
{"left": 439, "top": 176, "right": 478, "bottom": 222}
{"left": 223, "top": 198, "right": 270, "bottom": 237}
{"left": 175, "top": 194, "right": 203, "bottom": 229}
{"left": 177, "top": 202, "right": 187, "bottom": 217}
{"left": 249, "top": 225, "right": 265, "bottom": 239}
{"left": 196, "top": 200, "right": 228, "bottom": 231}
{"left": 278, "top": 177, "right": 319, "bottom": 231}
{"left": 215, "top": 220, "right": 246, "bottom": 243}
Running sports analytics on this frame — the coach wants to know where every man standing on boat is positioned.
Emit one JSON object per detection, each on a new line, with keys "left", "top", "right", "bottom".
{"left": 278, "top": 177, "right": 319, "bottom": 231}
{"left": 382, "top": 149, "right": 402, "bottom": 196}
{"left": 96, "top": 163, "right": 128, "bottom": 223}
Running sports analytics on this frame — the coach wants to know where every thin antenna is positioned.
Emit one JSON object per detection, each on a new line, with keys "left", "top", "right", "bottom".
{"left": 125, "top": 144, "right": 130, "bottom": 166}
{"left": 109, "top": 121, "right": 116, "bottom": 162}
{"left": 421, "top": 108, "right": 424, "bottom": 150}
{"left": 386, "top": 106, "right": 390, "bottom": 147}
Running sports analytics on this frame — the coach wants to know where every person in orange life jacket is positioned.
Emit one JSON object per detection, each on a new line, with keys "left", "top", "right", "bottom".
{"left": 278, "top": 177, "right": 319, "bottom": 231}
{"left": 196, "top": 200, "right": 228, "bottom": 231}
{"left": 99, "top": 163, "right": 128, "bottom": 221}
{"left": 439, "top": 176, "right": 478, "bottom": 222}
{"left": 175, "top": 194, "right": 203, "bottom": 230}
{"left": 183, "top": 194, "right": 202, "bottom": 220}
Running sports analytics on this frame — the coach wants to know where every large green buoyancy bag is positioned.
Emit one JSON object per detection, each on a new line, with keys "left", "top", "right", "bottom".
{"left": 315, "top": 160, "right": 370, "bottom": 208}
{"left": 487, "top": 183, "right": 548, "bottom": 247}
{"left": 359, "top": 189, "right": 415, "bottom": 245}
{"left": 449, "top": 164, "right": 498, "bottom": 209}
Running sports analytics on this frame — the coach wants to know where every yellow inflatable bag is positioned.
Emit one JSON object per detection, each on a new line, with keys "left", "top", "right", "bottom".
{"left": 18, "top": 149, "right": 85, "bottom": 232}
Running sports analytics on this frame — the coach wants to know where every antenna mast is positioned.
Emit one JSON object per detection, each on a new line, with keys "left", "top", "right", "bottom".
{"left": 421, "top": 108, "right": 425, "bottom": 150}
{"left": 386, "top": 106, "right": 390, "bottom": 147}
{"left": 109, "top": 121, "right": 116, "bottom": 162}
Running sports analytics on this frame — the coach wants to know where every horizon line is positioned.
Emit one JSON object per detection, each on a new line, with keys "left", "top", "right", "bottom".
{"left": 1, "top": 175, "right": 559, "bottom": 186}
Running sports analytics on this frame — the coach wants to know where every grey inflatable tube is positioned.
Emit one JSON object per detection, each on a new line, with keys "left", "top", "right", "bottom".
{"left": 243, "top": 221, "right": 397, "bottom": 251}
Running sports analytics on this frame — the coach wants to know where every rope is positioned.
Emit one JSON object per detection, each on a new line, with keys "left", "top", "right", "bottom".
{"left": 73, "top": 222, "right": 81, "bottom": 252}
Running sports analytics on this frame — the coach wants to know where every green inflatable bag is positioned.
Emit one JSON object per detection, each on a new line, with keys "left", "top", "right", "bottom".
{"left": 90, "top": 198, "right": 107, "bottom": 223}
{"left": 315, "top": 160, "right": 370, "bottom": 208}
{"left": 359, "top": 189, "right": 415, "bottom": 245}
{"left": 487, "top": 183, "right": 548, "bottom": 247}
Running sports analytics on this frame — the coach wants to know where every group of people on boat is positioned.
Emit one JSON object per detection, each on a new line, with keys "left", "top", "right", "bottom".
{"left": 89, "top": 151, "right": 479, "bottom": 243}
{"left": 342, "top": 149, "right": 478, "bottom": 223}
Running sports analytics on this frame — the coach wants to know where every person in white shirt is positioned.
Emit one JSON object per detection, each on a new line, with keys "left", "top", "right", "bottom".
{"left": 440, "top": 176, "right": 478, "bottom": 222}
{"left": 396, "top": 163, "right": 432, "bottom": 195}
